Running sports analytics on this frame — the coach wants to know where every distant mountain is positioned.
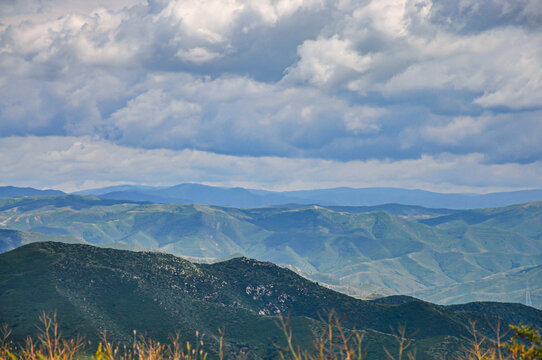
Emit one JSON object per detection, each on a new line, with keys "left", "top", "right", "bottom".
{"left": 77, "top": 183, "right": 542, "bottom": 209}
{"left": 0, "top": 186, "right": 64, "bottom": 198}
{"left": 324, "top": 204, "right": 459, "bottom": 218}
{"left": 2, "top": 242, "right": 541, "bottom": 359}
{"left": 0, "top": 229, "right": 85, "bottom": 252}
{"left": 1, "top": 195, "right": 541, "bottom": 308}
{"left": 95, "top": 190, "right": 176, "bottom": 203}
{"left": 280, "top": 187, "right": 542, "bottom": 209}
{"left": 412, "top": 264, "right": 542, "bottom": 306}
{"left": 91, "top": 183, "right": 307, "bottom": 207}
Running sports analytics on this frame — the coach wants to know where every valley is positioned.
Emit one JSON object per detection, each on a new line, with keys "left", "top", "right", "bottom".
{"left": 0, "top": 194, "right": 541, "bottom": 308}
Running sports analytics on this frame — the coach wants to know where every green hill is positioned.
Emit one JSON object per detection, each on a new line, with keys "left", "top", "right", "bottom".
{"left": 0, "top": 228, "right": 86, "bottom": 252}
{"left": 2, "top": 242, "right": 542, "bottom": 360}
{"left": 0, "top": 195, "right": 541, "bottom": 307}
{"left": 411, "top": 264, "right": 542, "bottom": 306}
{"left": 0, "top": 186, "right": 64, "bottom": 198}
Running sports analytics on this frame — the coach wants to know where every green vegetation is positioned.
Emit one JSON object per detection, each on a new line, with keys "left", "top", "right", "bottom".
{"left": 0, "top": 195, "right": 541, "bottom": 307}
{"left": 1, "top": 242, "right": 542, "bottom": 360}
{"left": 1, "top": 311, "right": 541, "bottom": 360}
{"left": 0, "top": 229, "right": 85, "bottom": 253}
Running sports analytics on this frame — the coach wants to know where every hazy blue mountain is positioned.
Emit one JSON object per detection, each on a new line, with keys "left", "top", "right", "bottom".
{"left": 2, "top": 242, "right": 542, "bottom": 360}
{"left": 155, "top": 183, "right": 283, "bottom": 207}
{"left": 1, "top": 195, "right": 541, "bottom": 307}
{"left": 281, "top": 187, "right": 542, "bottom": 209}
{"left": 96, "top": 190, "right": 177, "bottom": 203}
{"left": 0, "top": 186, "right": 64, "bottom": 198}
{"left": 79, "top": 183, "right": 307, "bottom": 207}
{"left": 77, "top": 183, "right": 542, "bottom": 209}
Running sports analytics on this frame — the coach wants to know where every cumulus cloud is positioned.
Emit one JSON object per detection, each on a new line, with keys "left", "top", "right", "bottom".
{"left": 0, "top": 0, "right": 541, "bottom": 190}
{"left": 286, "top": 1, "right": 542, "bottom": 110}
{"left": 284, "top": 35, "right": 372, "bottom": 88}
{"left": 429, "top": 0, "right": 542, "bottom": 32}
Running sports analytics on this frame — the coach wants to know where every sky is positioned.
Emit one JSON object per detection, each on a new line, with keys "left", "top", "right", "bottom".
{"left": 0, "top": 0, "right": 541, "bottom": 193}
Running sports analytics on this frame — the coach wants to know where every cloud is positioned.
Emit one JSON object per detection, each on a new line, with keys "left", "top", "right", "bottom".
{"left": 429, "top": 0, "right": 542, "bottom": 32}
{"left": 284, "top": 35, "right": 372, "bottom": 88}
{"left": 108, "top": 89, "right": 202, "bottom": 147}
{"left": 0, "top": 0, "right": 541, "bottom": 190}
{"left": 1, "top": 136, "right": 541, "bottom": 193}
{"left": 286, "top": 2, "right": 542, "bottom": 109}
{"left": 408, "top": 110, "right": 542, "bottom": 164}
{"left": 175, "top": 47, "right": 222, "bottom": 64}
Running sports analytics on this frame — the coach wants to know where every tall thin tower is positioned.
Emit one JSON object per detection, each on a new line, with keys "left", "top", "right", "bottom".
{"left": 525, "top": 280, "right": 533, "bottom": 307}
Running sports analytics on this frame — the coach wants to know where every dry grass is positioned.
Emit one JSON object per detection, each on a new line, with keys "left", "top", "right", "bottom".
{"left": 0, "top": 312, "right": 209, "bottom": 360}
{"left": 1, "top": 312, "right": 540, "bottom": 360}
{"left": 275, "top": 310, "right": 366, "bottom": 360}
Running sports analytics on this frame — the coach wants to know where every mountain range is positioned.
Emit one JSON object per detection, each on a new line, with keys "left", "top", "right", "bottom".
{"left": 2, "top": 184, "right": 540, "bottom": 209}
{"left": 0, "top": 186, "right": 64, "bottom": 198}
{"left": 76, "top": 183, "right": 542, "bottom": 209}
{"left": 0, "top": 194, "right": 540, "bottom": 308}
{"left": 2, "top": 242, "right": 541, "bottom": 360}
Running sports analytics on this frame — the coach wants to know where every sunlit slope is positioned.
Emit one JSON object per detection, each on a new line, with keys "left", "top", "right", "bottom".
{"left": 412, "top": 264, "right": 542, "bottom": 306}
{"left": 1, "top": 195, "right": 541, "bottom": 304}
{"left": 422, "top": 201, "right": 542, "bottom": 240}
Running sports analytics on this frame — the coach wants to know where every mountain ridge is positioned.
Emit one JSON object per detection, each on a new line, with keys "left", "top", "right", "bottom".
{"left": 5, "top": 183, "right": 542, "bottom": 209}
{"left": 75, "top": 183, "right": 542, "bottom": 209}
{"left": 2, "top": 241, "right": 542, "bottom": 360}
{"left": 1, "top": 195, "right": 541, "bottom": 308}
{"left": 0, "top": 186, "right": 65, "bottom": 198}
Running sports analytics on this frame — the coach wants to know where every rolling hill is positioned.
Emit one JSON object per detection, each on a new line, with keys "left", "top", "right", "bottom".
{"left": 412, "top": 264, "right": 542, "bottom": 306}
{"left": 2, "top": 242, "right": 541, "bottom": 360}
{"left": 0, "top": 186, "right": 64, "bottom": 198}
{"left": 0, "top": 228, "right": 85, "bottom": 252}
{"left": 0, "top": 195, "right": 541, "bottom": 307}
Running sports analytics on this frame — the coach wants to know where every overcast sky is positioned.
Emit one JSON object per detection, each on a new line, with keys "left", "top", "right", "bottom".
{"left": 1, "top": 0, "right": 541, "bottom": 192}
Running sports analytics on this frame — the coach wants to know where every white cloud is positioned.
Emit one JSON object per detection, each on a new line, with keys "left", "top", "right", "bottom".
{"left": 0, "top": 0, "right": 541, "bottom": 191}
{"left": 422, "top": 116, "right": 488, "bottom": 145}
{"left": 175, "top": 47, "right": 222, "bottom": 63}
{"left": 284, "top": 35, "right": 372, "bottom": 88}
{"left": 344, "top": 106, "right": 384, "bottom": 133}
{"left": 1, "top": 136, "right": 541, "bottom": 193}
{"left": 108, "top": 89, "right": 202, "bottom": 147}
{"left": 286, "top": 0, "right": 542, "bottom": 108}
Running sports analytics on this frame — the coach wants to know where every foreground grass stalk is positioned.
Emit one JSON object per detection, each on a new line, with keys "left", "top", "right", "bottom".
{"left": 2, "top": 312, "right": 542, "bottom": 360}
{"left": 383, "top": 325, "right": 416, "bottom": 360}
{"left": 276, "top": 311, "right": 366, "bottom": 360}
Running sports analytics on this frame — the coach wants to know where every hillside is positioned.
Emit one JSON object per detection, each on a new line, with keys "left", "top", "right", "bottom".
{"left": 0, "top": 186, "right": 64, "bottom": 198}
{"left": 0, "top": 229, "right": 85, "bottom": 252}
{"left": 412, "top": 264, "right": 542, "bottom": 306}
{"left": 0, "top": 195, "right": 541, "bottom": 307}
{"left": 2, "top": 242, "right": 542, "bottom": 360}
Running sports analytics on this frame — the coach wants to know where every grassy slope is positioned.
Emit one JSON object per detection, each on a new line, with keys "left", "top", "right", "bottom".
{"left": 2, "top": 242, "right": 542, "bottom": 360}
{"left": 0, "top": 196, "right": 541, "bottom": 306}
{"left": 411, "top": 265, "right": 542, "bottom": 306}
{"left": 0, "top": 229, "right": 86, "bottom": 252}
